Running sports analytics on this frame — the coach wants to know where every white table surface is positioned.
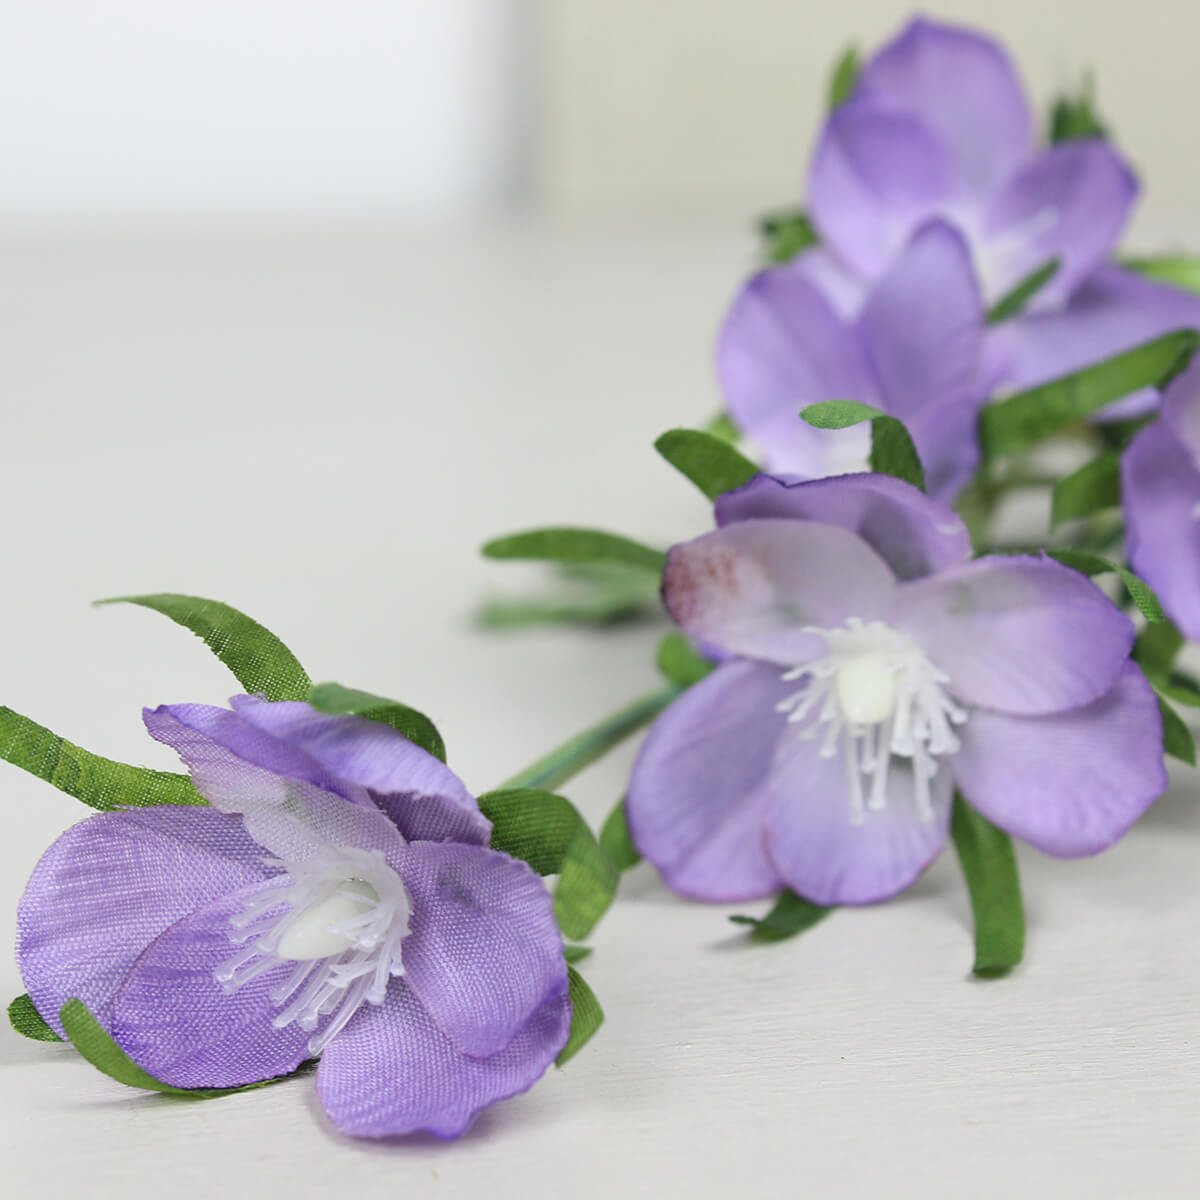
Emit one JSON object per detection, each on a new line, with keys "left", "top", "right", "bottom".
{"left": 1, "top": 227, "right": 1197, "bottom": 1199}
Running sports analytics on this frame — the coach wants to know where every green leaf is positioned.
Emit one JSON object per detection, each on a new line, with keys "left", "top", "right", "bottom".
{"left": 827, "top": 45, "right": 859, "bottom": 109}
{"left": 759, "top": 209, "right": 819, "bottom": 265}
{"left": 8, "top": 994, "right": 61, "bottom": 1042}
{"left": 950, "top": 796, "right": 1025, "bottom": 977}
{"left": 1048, "top": 75, "right": 1108, "bottom": 143}
{"left": 475, "top": 563, "right": 661, "bottom": 630}
{"left": 801, "top": 400, "right": 925, "bottom": 490}
{"left": 476, "top": 788, "right": 619, "bottom": 941}
{"left": 1134, "top": 620, "right": 1184, "bottom": 679}
{"left": 1157, "top": 694, "right": 1196, "bottom": 766}
{"left": 703, "top": 411, "right": 740, "bottom": 443}
{"left": 598, "top": 797, "right": 641, "bottom": 872}
{"left": 97, "top": 593, "right": 311, "bottom": 702}
{"left": 481, "top": 528, "right": 665, "bottom": 574}
{"left": 986, "top": 258, "right": 1059, "bottom": 324}
{"left": 562, "top": 944, "right": 593, "bottom": 964}
{"left": 1051, "top": 452, "right": 1121, "bottom": 528}
{"left": 1154, "top": 672, "right": 1200, "bottom": 708}
{"left": 1046, "top": 549, "right": 1164, "bottom": 623}
{"left": 306, "top": 681, "right": 446, "bottom": 763}
{"left": 0, "top": 707, "right": 203, "bottom": 811}
{"left": 1124, "top": 256, "right": 1200, "bottom": 295}
{"left": 654, "top": 428, "right": 759, "bottom": 501}
{"left": 979, "top": 330, "right": 1200, "bottom": 459}
{"left": 59, "top": 999, "right": 303, "bottom": 1097}
{"left": 729, "top": 890, "right": 830, "bottom": 943}
{"left": 556, "top": 966, "right": 603, "bottom": 1067}
{"left": 656, "top": 633, "right": 715, "bottom": 688}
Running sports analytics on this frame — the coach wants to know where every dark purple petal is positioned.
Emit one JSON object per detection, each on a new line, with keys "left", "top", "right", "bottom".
{"left": 951, "top": 663, "right": 1166, "bottom": 856}
{"left": 396, "top": 841, "right": 566, "bottom": 1059}
{"left": 229, "top": 696, "right": 489, "bottom": 846}
{"left": 717, "top": 265, "right": 881, "bottom": 477}
{"left": 857, "top": 17, "right": 1032, "bottom": 198}
{"left": 315, "top": 982, "right": 570, "bottom": 1139}
{"left": 109, "top": 882, "right": 314, "bottom": 1088}
{"left": 889, "top": 556, "right": 1135, "bottom": 715}
{"left": 856, "top": 219, "right": 984, "bottom": 500}
{"left": 625, "top": 661, "right": 791, "bottom": 902}
{"left": 715, "top": 473, "right": 971, "bottom": 581}
{"left": 17, "top": 807, "right": 272, "bottom": 1037}
{"left": 763, "top": 735, "right": 952, "bottom": 905}
{"left": 982, "top": 141, "right": 1137, "bottom": 304}
{"left": 663, "top": 519, "right": 896, "bottom": 664}
{"left": 1123, "top": 418, "right": 1200, "bottom": 641}
{"left": 808, "top": 95, "right": 963, "bottom": 280}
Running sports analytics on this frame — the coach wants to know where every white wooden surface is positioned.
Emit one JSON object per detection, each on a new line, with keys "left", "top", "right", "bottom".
{"left": 1, "top": 230, "right": 1197, "bottom": 1198}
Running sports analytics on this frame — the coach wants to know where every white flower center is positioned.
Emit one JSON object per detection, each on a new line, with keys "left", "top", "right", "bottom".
{"left": 215, "top": 845, "right": 410, "bottom": 1055}
{"left": 776, "top": 617, "right": 967, "bottom": 826}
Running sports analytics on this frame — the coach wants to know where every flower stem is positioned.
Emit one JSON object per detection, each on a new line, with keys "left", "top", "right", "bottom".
{"left": 500, "top": 683, "right": 684, "bottom": 792}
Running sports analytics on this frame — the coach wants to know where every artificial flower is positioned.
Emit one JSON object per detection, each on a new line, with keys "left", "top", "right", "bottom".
{"left": 718, "top": 219, "right": 983, "bottom": 500}
{"left": 625, "top": 473, "right": 1166, "bottom": 906}
{"left": 17, "top": 695, "right": 570, "bottom": 1139}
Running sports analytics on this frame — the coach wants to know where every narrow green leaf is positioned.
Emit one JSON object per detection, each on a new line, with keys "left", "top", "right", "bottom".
{"left": 801, "top": 400, "right": 925, "bottom": 490}
{"left": 8, "top": 994, "right": 61, "bottom": 1042}
{"left": 729, "top": 890, "right": 830, "bottom": 943}
{"left": 556, "top": 966, "right": 603, "bottom": 1067}
{"left": 656, "top": 632, "right": 715, "bottom": 688}
{"left": 1157, "top": 694, "right": 1196, "bottom": 766}
{"left": 97, "top": 593, "right": 311, "bottom": 702}
{"left": 476, "top": 788, "right": 619, "bottom": 941}
{"left": 654, "top": 428, "right": 759, "bottom": 501}
{"left": 1155, "top": 673, "right": 1200, "bottom": 708}
{"left": 598, "top": 797, "right": 641, "bottom": 872}
{"left": 986, "top": 258, "right": 1060, "bottom": 324}
{"left": 1124, "top": 256, "right": 1200, "bottom": 295}
{"left": 563, "top": 945, "right": 593, "bottom": 964}
{"left": 475, "top": 563, "right": 661, "bottom": 629}
{"left": 1134, "top": 620, "right": 1184, "bottom": 679}
{"left": 979, "top": 330, "right": 1200, "bottom": 459}
{"left": 827, "top": 45, "right": 859, "bottom": 109}
{"left": 481, "top": 528, "right": 665, "bottom": 574}
{"left": 759, "top": 209, "right": 819, "bottom": 265}
{"left": 1051, "top": 452, "right": 1121, "bottom": 528}
{"left": 950, "top": 796, "right": 1025, "bottom": 977}
{"left": 1046, "top": 549, "right": 1164, "bottom": 623}
{"left": 703, "top": 411, "right": 740, "bottom": 443}
{"left": 1049, "top": 73, "right": 1108, "bottom": 143}
{"left": 306, "top": 681, "right": 446, "bottom": 763}
{"left": 0, "top": 707, "right": 203, "bottom": 811}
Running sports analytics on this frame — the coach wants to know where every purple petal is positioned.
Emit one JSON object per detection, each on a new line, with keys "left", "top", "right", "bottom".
{"left": 808, "top": 94, "right": 963, "bottom": 280}
{"left": 17, "top": 807, "right": 272, "bottom": 1038}
{"left": 625, "top": 660, "right": 791, "bottom": 902}
{"left": 856, "top": 219, "right": 985, "bottom": 499}
{"left": 145, "top": 703, "right": 410, "bottom": 867}
{"left": 1123, "top": 418, "right": 1200, "bottom": 641}
{"left": 396, "top": 841, "right": 566, "bottom": 1059}
{"left": 663, "top": 518, "right": 896, "bottom": 664}
{"left": 229, "top": 696, "right": 489, "bottom": 846}
{"left": 315, "top": 982, "right": 570, "bottom": 1139}
{"left": 982, "top": 141, "right": 1137, "bottom": 304}
{"left": 857, "top": 17, "right": 1032, "bottom": 198}
{"left": 715, "top": 472, "right": 971, "bottom": 581}
{"left": 763, "top": 740, "right": 953, "bottom": 905}
{"left": 951, "top": 663, "right": 1166, "bottom": 856}
{"left": 1160, "top": 354, "right": 1200, "bottom": 455}
{"left": 889, "top": 555, "right": 1135, "bottom": 715}
{"left": 791, "top": 246, "right": 868, "bottom": 320}
{"left": 717, "top": 265, "right": 880, "bottom": 477}
{"left": 109, "top": 881, "right": 314, "bottom": 1088}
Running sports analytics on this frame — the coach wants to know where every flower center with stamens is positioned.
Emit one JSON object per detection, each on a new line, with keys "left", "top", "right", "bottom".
{"left": 216, "top": 845, "right": 410, "bottom": 1056}
{"left": 776, "top": 617, "right": 967, "bottom": 826}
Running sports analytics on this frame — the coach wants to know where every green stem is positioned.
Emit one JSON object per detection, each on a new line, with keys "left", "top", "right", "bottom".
{"left": 501, "top": 683, "right": 683, "bottom": 792}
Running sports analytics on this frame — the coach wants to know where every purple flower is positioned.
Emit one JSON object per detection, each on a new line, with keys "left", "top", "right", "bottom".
{"left": 1124, "top": 358, "right": 1200, "bottom": 637}
{"left": 17, "top": 696, "right": 570, "bottom": 1139}
{"left": 625, "top": 473, "right": 1166, "bottom": 906}
{"left": 718, "top": 219, "right": 984, "bottom": 501}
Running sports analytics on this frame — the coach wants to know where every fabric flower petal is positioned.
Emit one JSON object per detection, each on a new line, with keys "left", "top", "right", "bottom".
{"left": 109, "top": 881, "right": 315, "bottom": 1088}
{"left": 808, "top": 94, "right": 964, "bottom": 280}
{"left": 17, "top": 807, "right": 273, "bottom": 1037}
{"left": 315, "top": 982, "right": 571, "bottom": 1139}
{"left": 790, "top": 246, "right": 868, "bottom": 320}
{"left": 663, "top": 518, "right": 896, "bottom": 664}
{"left": 856, "top": 17, "right": 1033, "bottom": 198}
{"left": 715, "top": 472, "right": 971, "bottom": 581}
{"left": 396, "top": 841, "right": 566, "bottom": 1059}
{"left": 625, "top": 660, "right": 793, "bottom": 902}
{"left": 763, "top": 735, "right": 953, "bottom": 906}
{"left": 951, "top": 662, "right": 1165, "bottom": 856}
{"left": 889, "top": 556, "right": 1134, "bottom": 715}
